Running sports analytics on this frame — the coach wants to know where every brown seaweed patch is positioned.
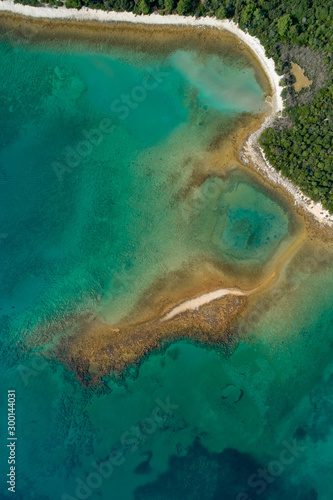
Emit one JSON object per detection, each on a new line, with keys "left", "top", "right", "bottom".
{"left": 55, "top": 294, "right": 247, "bottom": 385}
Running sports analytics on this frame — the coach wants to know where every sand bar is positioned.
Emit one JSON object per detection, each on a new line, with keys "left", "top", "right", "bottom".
{"left": 161, "top": 287, "right": 248, "bottom": 321}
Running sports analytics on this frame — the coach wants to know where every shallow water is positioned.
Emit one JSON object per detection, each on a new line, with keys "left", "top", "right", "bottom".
{"left": 1, "top": 269, "right": 333, "bottom": 500}
{"left": 0, "top": 32, "right": 332, "bottom": 500}
{"left": 0, "top": 36, "right": 270, "bottom": 334}
{"left": 194, "top": 173, "right": 291, "bottom": 269}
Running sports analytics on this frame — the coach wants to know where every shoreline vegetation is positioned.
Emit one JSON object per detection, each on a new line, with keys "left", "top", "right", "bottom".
{"left": 0, "top": 1, "right": 332, "bottom": 228}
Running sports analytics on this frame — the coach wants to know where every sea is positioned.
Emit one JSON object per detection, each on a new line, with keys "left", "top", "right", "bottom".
{"left": 0, "top": 27, "right": 332, "bottom": 500}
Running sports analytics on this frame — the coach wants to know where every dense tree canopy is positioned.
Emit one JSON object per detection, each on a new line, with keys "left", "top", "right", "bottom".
{"left": 260, "top": 87, "right": 333, "bottom": 211}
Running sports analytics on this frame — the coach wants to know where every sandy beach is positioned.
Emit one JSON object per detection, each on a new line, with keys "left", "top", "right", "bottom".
{"left": 0, "top": 1, "right": 282, "bottom": 112}
{"left": 0, "top": 1, "right": 332, "bottom": 228}
{"left": 241, "top": 114, "right": 333, "bottom": 228}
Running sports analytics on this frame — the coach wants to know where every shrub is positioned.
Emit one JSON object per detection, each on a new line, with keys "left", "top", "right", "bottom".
{"left": 65, "top": 0, "right": 81, "bottom": 8}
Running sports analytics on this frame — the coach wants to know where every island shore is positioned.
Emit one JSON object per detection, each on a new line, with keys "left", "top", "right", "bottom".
{"left": 1, "top": 2, "right": 282, "bottom": 112}
{"left": 241, "top": 114, "right": 333, "bottom": 228}
{"left": 0, "top": 1, "right": 332, "bottom": 228}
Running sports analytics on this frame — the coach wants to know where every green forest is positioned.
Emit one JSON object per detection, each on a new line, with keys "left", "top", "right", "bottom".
{"left": 13, "top": 0, "right": 333, "bottom": 212}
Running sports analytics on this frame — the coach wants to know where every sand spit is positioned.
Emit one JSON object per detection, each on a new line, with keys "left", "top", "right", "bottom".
{"left": 161, "top": 288, "right": 247, "bottom": 321}
{"left": 161, "top": 269, "right": 278, "bottom": 322}
{"left": 54, "top": 293, "right": 248, "bottom": 382}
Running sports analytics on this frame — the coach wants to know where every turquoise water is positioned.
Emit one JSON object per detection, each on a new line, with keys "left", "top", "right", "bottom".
{"left": 194, "top": 175, "right": 290, "bottom": 269}
{"left": 1, "top": 265, "right": 333, "bottom": 499}
{"left": 0, "top": 35, "right": 332, "bottom": 500}
{"left": 0, "top": 37, "right": 270, "bottom": 335}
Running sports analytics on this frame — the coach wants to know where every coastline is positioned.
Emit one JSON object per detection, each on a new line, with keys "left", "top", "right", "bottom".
{"left": 0, "top": 2, "right": 282, "bottom": 105}
{"left": 241, "top": 113, "right": 333, "bottom": 228}
{"left": 0, "top": 2, "right": 332, "bottom": 228}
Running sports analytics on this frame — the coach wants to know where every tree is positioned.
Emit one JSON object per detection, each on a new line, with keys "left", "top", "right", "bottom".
{"left": 176, "top": 0, "right": 190, "bottom": 15}
{"left": 164, "top": 0, "right": 173, "bottom": 12}
{"left": 277, "top": 13, "right": 292, "bottom": 37}
{"left": 139, "top": 0, "right": 149, "bottom": 13}
{"left": 216, "top": 5, "right": 226, "bottom": 20}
